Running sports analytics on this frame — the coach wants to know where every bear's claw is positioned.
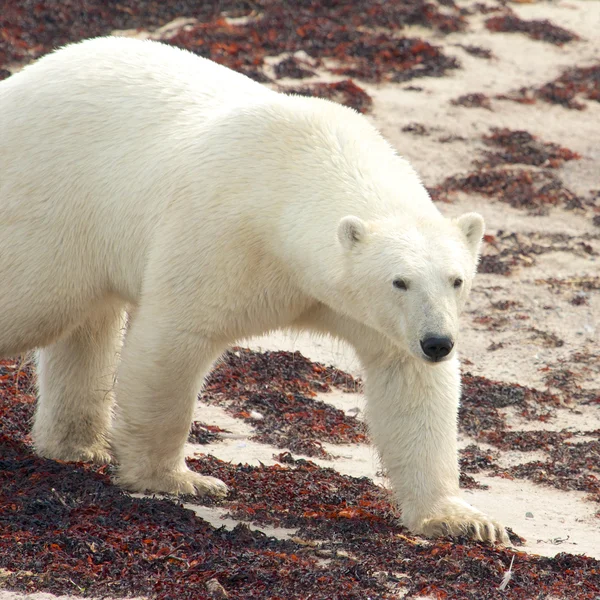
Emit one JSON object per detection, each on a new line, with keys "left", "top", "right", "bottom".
{"left": 410, "top": 496, "right": 510, "bottom": 544}
{"left": 420, "top": 514, "right": 509, "bottom": 544}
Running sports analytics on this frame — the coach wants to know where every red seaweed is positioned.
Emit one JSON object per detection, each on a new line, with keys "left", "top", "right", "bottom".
{"left": 0, "top": 1, "right": 462, "bottom": 86}
{"left": 431, "top": 168, "right": 584, "bottom": 214}
{"left": 498, "top": 64, "right": 600, "bottom": 110}
{"left": 282, "top": 80, "right": 373, "bottom": 113}
{"left": 476, "top": 128, "right": 581, "bottom": 169}
{"left": 1, "top": 356, "right": 600, "bottom": 598}
{"left": 485, "top": 13, "right": 579, "bottom": 46}
{"left": 202, "top": 348, "right": 366, "bottom": 458}
{"left": 451, "top": 92, "right": 492, "bottom": 110}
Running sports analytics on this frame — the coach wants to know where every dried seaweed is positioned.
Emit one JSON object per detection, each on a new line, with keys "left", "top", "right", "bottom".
{"left": 2, "top": 357, "right": 600, "bottom": 598}
{"left": 0, "top": 1, "right": 464, "bottom": 86}
{"left": 460, "top": 444, "right": 500, "bottom": 472}
{"left": 459, "top": 444, "right": 494, "bottom": 490}
{"left": 438, "top": 134, "right": 467, "bottom": 144}
{"left": 479, "top": 231, "right": 597, "bottom": 276}
{"left": 537, "top": 275, "right": 600, "bottom": 293}
{"left": 476, "top": 128, "right": 581, "bottom": 169}
{"left": 460, "top": 373, "right": 559, "bottom": 441}
{"left": 509, "top": 440, "right": 600, "bottom": 503}
{"left": 188, "top": 421, "right": 229, "bottom": 444}
{"left": 485, "top": 12, "right": 579, "bottom": 45}
{"left": 202, "top": 348, "right": 366, "bottom": 458}
{"left": 273, "top": 56, "right": 315, "bottom": 80}
{"left": 457, "top": 44, "right": 493, "bottom": 59}
{"left": 541, "top": 357, "right": 600, "bottom": 405}
{"left": 282, "top": 80, "right": 373, "bottom": 113}
{"left": 0, "top": 440, "right": 393, "bottom": 599}
{"left": 431, "top": 168, "right": 584, "bottom": 214}
{"left": 402, "top": 122, "right": 431, "bottom": 136}
{"left": 499, "top": 64, "right": 600, "bottom": 110}
{"left": 481, "top": 430, "right": 573, "bottom": 453}
{"left": 451, "top": 92, "right": 492, "bottom": 109}
{"left": 528, "top": 327, "right": 564, "bottom": 348}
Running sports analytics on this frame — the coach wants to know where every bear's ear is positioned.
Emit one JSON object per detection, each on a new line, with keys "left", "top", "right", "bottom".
{"left": 456, "top": 212, "right": 485, "bottom": 260}
{"left": 338, "top": 216, "right": 368, "bottom": 251}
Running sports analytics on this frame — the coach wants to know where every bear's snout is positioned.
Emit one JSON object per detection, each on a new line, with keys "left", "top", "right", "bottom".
{"left": 420, "top": 336, "right": 454, "bottom": 362}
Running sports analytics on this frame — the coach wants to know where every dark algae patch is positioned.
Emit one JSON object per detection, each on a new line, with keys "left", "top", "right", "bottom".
{"left": 479, "top": 230, "right": 597, "bottom": 276}
{"left": 188, "top": 421, "right": 229, "bottom": 445}
{"left": 509, "top": 438, "right": 600, "bottom": 504}
{"left": 0, "top": 439, "right": 391, "bottom": 599}
{"left": 3, "top": 357, "right": 600, "bottom": 598}
{"left": 451, "top": 92, "right": 493, "bottom": 110}
{"left": 537, "top": 275, "right": 600, "bottom": 294}
{"left": 204, "top": 348, "right": 360, "bottom": 401}
{"left": 485, "top": 12, "right": 579, "bottom": 45}
{"left": 273, "top": 56, "right": 315, "bottom": 80}
{"left": 459, "top": 445, "right": 499, "bottom": 490}
{"left": 431, "top": 168, "right": 583, "bottom": 214}
{"left": 541, "top": 354, "right": 600, "bottom": 405}
{"left": 460, "top": 373, "right": 560, "bottom": 440}
{"left": 457, "top": 44, "right": 493, "bottom": 59}
{"left": 282, "top": 80, "right": 373, "bottom": 114}
{"left": 0, "top": 440, "right": 597, "bottom": 599}
{"left": 167, "top": 13, "right": 459, "bottom": 85}
{"left": 0, "top": 358, "right": 36, "bottom": 442}
{"left": 429, "top": 127, "right": 588, "bottom": 215}
{"left": 476, "top": 128, "right": 581, "bottom": 169}
{"left": 202, "top": 348, "right": 366, "bottom": 458}
{"left": 190, "top": 453, "right": 396, "bottom": 532}
{"left": 460, "top": 444, "right": 500, "bottom": 473}
{"left": 459, "top": 372, "right": 600, "bottom": 507}
{"left": 1, "top": 1, "right": 461, "bottom": 86}
{"left": 499, "top": 64, "right": 600, "bottom": 110}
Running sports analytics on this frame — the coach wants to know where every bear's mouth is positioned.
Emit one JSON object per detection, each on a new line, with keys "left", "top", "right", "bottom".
{"left": 421, "top": 353, "right": 454, "bottom": 364}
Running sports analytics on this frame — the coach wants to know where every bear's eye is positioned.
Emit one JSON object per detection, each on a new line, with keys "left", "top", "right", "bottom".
{"left": 393, "top": 278, "right": 408, "bottom": 291}
{"left": 453, "top": 277, "right": 463, "bottom": 289}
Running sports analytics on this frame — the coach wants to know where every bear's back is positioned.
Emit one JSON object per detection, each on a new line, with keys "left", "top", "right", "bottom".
{"left": 0, "top": 37, "right": 280, "bottom": 302}
{"left": 0, "top": 37, "right": 440, "bottom": 303}
{"left": 0, "top": 37, "right": 275, "bottom": 180}
{"left": 1, "top": 36, "right": 271, "bottom": 119}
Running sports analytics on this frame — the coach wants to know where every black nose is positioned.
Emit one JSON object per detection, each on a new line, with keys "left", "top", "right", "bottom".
{"left": 420, "top": 336, "right": 454, "bottom": 361}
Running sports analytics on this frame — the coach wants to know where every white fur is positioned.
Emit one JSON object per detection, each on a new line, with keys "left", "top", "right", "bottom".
{"left": 0, "top": 37, "right": 507, "bottom": 542}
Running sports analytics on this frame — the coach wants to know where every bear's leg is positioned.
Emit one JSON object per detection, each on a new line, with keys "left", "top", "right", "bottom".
{"left": 296, "top": 304, "right": 508, "bottom": 543}
{"left": 363, "top": 355, "right": 508, "bottom": 544}
{"left": 32, "top": 303, "right": 124, "bottom": 464}
{"left": 111, "top": 310, "right": 227, "bottom": 497}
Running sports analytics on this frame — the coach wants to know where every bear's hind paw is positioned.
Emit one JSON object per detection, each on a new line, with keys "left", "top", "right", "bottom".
{"left": 36, "top": 443, "right": 112, "bottom": 465}
{"left": 116, "top": 468, "right": 228, "bottom": 499}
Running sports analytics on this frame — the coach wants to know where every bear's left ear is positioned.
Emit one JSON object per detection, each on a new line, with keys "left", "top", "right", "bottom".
{"left": 338, "top": 215, "right": 368, "bottom": 251}
{"left": 455, "top": 212, "right": 485, "bottom": 260}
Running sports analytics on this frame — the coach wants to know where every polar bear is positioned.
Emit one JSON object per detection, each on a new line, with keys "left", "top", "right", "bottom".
{"left": 0, "top": 37, "right": 507, "bottom": 543}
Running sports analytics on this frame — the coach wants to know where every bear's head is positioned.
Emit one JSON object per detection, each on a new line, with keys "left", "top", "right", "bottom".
{"left": 337, "top": 212, "right": 484, "bottom": 363}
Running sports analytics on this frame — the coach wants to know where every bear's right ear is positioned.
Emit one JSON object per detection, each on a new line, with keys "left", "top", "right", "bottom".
{"left": 338, "top": 216, "right": 368, "bottom": 251}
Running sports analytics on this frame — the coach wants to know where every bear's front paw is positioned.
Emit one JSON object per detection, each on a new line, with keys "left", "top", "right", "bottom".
{"left": 117, "top": 467, "right": 228, "bottom": 499}
{"left": 412, "top": 497, "right": 509, "bottom": 544}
